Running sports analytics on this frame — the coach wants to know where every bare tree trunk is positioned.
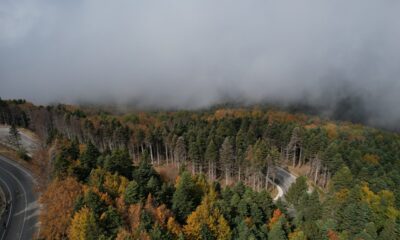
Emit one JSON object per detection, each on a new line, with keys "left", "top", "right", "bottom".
{"left": 298, "top": 147, "right": 302, "bottom": 167}
{"left": 156, "top": 144, "right": 160, "bottom": 165}
{"left": 165, "top": 144, "right": 169, "bottom": 164}
{"left": 149, "top": 144, "right": 154, "bottom": 164}
{"left": 292, "top": 148, "right": 296, "bottom": 167}
{"left": 314, "top": 161, "right": 320, "bottom": 184}
{"left": 208, "top": 160, "right": 211, "bottom": 180}
{"left": 225, "top": 167, "right": 229, "bottom": 186}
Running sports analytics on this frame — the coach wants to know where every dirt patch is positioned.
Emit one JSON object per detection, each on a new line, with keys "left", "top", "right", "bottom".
{"left": 0, "top": 143, "right": 25, "bottom": 162}
{"left": 154, "top": 163, "right": 180, "bottom": 183}
{"left": 0, "top": 125, "right": 40, "bottom": 155}
{"left": 288, "top": 165, "right": 310, "bottom": 177}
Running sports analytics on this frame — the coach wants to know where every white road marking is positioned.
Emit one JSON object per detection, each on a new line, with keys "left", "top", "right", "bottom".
{"left": 274, "top": 184, "right": 284, "bottom": 201}
{"left": 0, "top": 157, "right": 37, "bottom": 184}
{"left": 0, "top": 177, "right": 13, "bottom": 240}
{"left": 0, "top": 165, "right": 28, "bottom": 240}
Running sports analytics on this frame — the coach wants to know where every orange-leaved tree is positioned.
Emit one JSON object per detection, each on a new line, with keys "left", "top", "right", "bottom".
{"left": 39, "top": 177, "right": 83, "bottom": 239}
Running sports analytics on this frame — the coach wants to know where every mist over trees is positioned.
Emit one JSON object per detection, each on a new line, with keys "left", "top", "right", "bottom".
{"left": 2, "top": 99, "right": 400, "bottom": 239}
{"left": 2, "top": 1, "right": 400, "bottom": 128}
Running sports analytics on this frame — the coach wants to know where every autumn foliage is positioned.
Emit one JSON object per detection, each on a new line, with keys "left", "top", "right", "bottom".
{"left": 39, "top": 177, "right": 83, "bottom": 239}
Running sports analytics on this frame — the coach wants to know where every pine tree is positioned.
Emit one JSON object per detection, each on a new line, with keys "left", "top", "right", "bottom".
{"left": 174, "top": 136, "right": 187, "bottom": 168}
{"left": 378, "top": 220, "right": 398, "bottom": 240}
{"left": 81, "top": 142, "right": 100, "bottom": 171}
{"left": 269, "top": 217, "right": 287, "bottom": 240}
{"left": 285, "top": 176, "right": 308, "bottom": 207}
{"left": 330, "top": 166, "right": 353, "bottom": 192}
{"left": 8, "top": 124, "right": 21, "bottom": 148}
{"left": 298, "top": 191, "right": 323, "bottom": 239}
{"left": 84, "top": 190, "right": 107, "bottom": 218}
{"left": 100, "top": 206, "right": 122, "bottom": 238}
{"left": 172, "top": 171, "right": 202, "bottom": 223}
{"left": 188, "top": 139, "right": 201, "bottom": 174}
{"left": 125, "top": 180, "right": 140, "bottom": 204}
{"left": 104, "top": 148, "right": 133, "bottom": 179}
{"left": 235, "top": 127, "right": 247, "bottom": 181}
{"left": 205, "top": 140, "right": 218, "bottom": 181}
{"left": 220, "top": 137, "right": 234, "bottom": 186}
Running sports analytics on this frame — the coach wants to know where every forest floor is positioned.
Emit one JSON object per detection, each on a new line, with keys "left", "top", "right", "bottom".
{"left": 0, "top": 125, "right": 40, "bottom": 154}
{"left": 154, "top": 163, "right": 180, "bottom": 183}
{"left": 287, "top": 165, "right": 309, "bottom": 177}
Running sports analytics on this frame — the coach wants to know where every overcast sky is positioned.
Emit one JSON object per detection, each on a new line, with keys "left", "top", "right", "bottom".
{"left": 1, "top": 0, "right": 400, "bottom": 127}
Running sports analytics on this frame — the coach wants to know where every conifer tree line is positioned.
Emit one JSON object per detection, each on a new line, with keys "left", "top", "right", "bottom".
{"left": 1, "top": 99, "right": 399, "bottom": 239}
{"left": 2, "top": 99, "right": 400, "bottom": 201}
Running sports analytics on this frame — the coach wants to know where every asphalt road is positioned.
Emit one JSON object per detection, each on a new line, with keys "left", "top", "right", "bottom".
{"left": 272, "top": 166, "right": 297, "bottom": 200}
{"left": 0, "top": 155, "right": 39, "bottom": 240}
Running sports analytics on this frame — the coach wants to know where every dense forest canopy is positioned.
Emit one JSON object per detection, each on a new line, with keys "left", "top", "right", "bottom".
{"left": 1, "top": 98, "right": 400, "bottom": 239}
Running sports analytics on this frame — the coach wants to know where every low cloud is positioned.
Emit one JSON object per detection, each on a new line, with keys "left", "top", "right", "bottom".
{"left": 1, "top": 0, "right": 400, "bottom": 128}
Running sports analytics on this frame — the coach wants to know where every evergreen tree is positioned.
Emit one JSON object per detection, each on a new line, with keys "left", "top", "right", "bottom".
{"left": 285, "top": 176, "right": 308, "bottom": 207}
{"left": 84, "top": 190, "right": 107, "bottom": 218}
{"left": 125, "top": 180, "right": 140, "bottom": 204}
{"left": 104, "top": 148, "right": 133, "bottom": 178}
{"left": 81, "top": 142, "right": 100, "bottom": 171}
{"left": 174, "top": 136, "right": 187, "bottom": 167}
{"left": 205, "top": 140, "right": 218, "bottom": 180}
{"left": 330, "top": 166, "right": 353, "bottom": 192}
{"left": 298, "top": 191, "right": 323, "bottom": 239}
{"left": 172, "top": 171, "right": 202, "bottom": 223}
{"left": 8, "top": 124, "right": 21, "bottom": 148}
{"left": 235, "top": 127, "right": 247, "bottom": 181}
{"left": 220, "top": 137, "right": 234, "bottom": 186}
{"left": 337, "top": 186, "right": 372, "bottom": 236}
{"left": 69, "top": 138, "right": 80, "bottom": 161}
{"left": 378, "top": 220, "right": 399, "bottom": 240}
{"left": 100, "top": 206, "right": 122, "bottom": 238}
{"left": 269, "top": 217, "right": 287, "bottom": 240}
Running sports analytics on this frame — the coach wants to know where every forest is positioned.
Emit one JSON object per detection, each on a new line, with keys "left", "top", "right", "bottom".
{"left": 0, "top": 98, "right": 399, "bottom": 239}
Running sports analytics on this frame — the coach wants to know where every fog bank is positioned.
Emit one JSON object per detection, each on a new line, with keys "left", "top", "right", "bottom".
{"left": 1, "top": 0, "right": 400, "bottom": 128}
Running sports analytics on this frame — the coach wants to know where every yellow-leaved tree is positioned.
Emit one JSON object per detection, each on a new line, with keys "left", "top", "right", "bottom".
{"left": 184, "top": 188, "right": 231, "bottom": 240}
{"left": 68, "top": 207, "right": 99, "bottom": 240}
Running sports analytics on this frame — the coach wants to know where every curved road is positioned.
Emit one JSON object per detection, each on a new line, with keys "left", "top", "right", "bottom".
{"left": 0, "top": 155, "right": 39, "bottom": 240}
{"left": 270, "top": 166, "right": 297, "bottom": 201}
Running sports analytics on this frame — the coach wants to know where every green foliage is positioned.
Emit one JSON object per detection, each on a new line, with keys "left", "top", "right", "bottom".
{"left": 103, "top": 148, "right": 133, "bottom": 178}
{"left": 125, "top": 180, "right": 140, "bottom": 204}
{"left": 269, "top": 217, "right": 288, "bottom": 240}
{"left": 330, "top": 166, "right": 353, "bottom": 192}
{"left": 8, "top": 124, "right": 21, "bottom": 148}
{"left": 84, "top": 190, "right": 107, "bottom": 217}
{"left": 79, "top": 141, "right": 100, "bottom": 179}
{"left": 100, "top": 206, "right": 122, "bottom": 238}
{"left": 6, "top": 100, "right": 400, "bottom": 240}
{"left": 285, "top": 176, "right": 308, "bottom": 207}
{"left": 172, "top": 171, "right": 203, "bottom": 223}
